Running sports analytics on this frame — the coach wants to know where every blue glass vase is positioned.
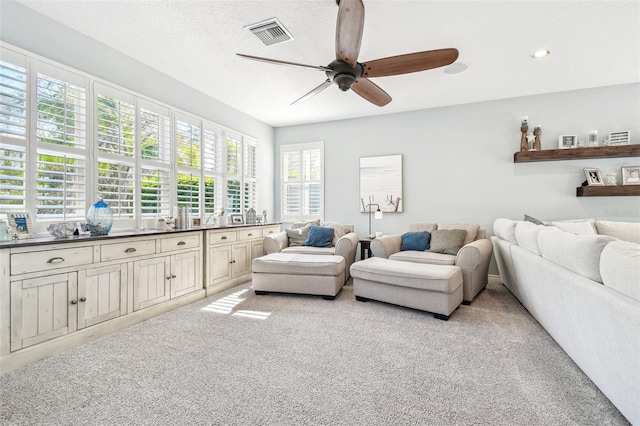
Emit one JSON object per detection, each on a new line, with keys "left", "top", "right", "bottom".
{"left": 86, "top": 199, "right": 114, "bottom": 236}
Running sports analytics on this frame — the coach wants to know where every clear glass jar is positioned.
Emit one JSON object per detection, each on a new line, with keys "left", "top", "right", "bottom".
{"left": 86, "top": 199, "right": 114, "bottom": 236}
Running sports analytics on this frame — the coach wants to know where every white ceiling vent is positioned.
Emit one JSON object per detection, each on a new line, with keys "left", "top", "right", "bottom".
{"left": 246, "top": 18, "right": 293, "bottom": 46}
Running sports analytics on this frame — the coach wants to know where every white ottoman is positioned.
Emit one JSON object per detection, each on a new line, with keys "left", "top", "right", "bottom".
{"left": 350, "top": 257, "right": 463, "bottom": 320}
{"left": 252, "top": 253, "right": 346, "bottom": 299}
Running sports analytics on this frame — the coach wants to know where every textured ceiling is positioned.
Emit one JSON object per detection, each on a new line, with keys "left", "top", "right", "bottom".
{"left": 17, "top": 0, "right": 640, "bottom": 127}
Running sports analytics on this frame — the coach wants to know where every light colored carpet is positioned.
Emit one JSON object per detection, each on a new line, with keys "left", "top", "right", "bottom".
{"left": 0, "top": 280, "right": 629, "bottom": 425}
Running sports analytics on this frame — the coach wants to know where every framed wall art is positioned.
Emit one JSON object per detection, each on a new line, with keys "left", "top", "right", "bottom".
{"left": 558, "top": 135, "right": 577, "bottom": 149}
{"left": 583, "top": 168, "right": 604, "bottom": 186}
{"left": 359, "top": 154, "right": 403, "bottom": 213}
{"left": 622, "top": 166, "right": 640, "bottom": 185}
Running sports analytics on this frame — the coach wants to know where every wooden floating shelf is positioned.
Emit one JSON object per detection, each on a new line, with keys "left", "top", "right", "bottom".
{"left": 514, "top": 145, "right": 640, "bottom": 163}
{"left": 576, "top": 185, "right": 640, "bottom": 197}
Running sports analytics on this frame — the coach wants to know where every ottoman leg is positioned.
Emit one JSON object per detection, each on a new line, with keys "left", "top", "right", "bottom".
{"left": 355, "top": 296, "right": 370, "bottom": 302}
{"left": 433, "top": 313, "right": 450, "bottom": 321}
{"left": 254, "top": 290, "right": 268, "bottom": 295}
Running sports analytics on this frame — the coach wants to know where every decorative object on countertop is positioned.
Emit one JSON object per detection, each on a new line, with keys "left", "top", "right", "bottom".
{"left": 0, "top": 219, "right": 12, "bottom": 241}
{"left": 263, "top": 210, "right": 268, "bottom": 223}
{"left": 86, "top": 198, "right": 114, "bottom": 236}
{"left": 47, "top": 222, "right": 77, "bottom": 238}
{"left": 174, "top": 206, "right": 189, "bottom": 229}
{"left": 3, "top": 211, "right": 35, "bottom": 239}
{"left": 218, "top": 208, "right": 228, "bottom": 226}
{"left": 155, "top": 217, "right": 167, "bottom": 230}
{"left": 532, "top": 125, "right": 541, "bottom": 150}
{"left": 609, "top": 131, "right": 631, "bottom": 146}
{"left": 246, "top": 208, "right": 257, "bottom": 224}
{"left": 622, "top": 166, "right": 640, "bottom": 185}
{"left": 520, "top": 116, "right": 529, "bottom": 152}
{"left": 230, "top": 214, "right": 244, "bottom": 225}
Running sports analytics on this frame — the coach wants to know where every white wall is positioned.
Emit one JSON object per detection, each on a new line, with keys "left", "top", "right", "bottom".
{"left": 0, "top": 1, "right": 276, "bottom": 217}
{"left": 275, "top": 83, "right": 640, "bottom": 248}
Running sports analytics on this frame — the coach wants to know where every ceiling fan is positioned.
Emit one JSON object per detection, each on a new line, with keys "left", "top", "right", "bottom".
{"left": 236, "top": 0, "right": 459, "bottom": 107}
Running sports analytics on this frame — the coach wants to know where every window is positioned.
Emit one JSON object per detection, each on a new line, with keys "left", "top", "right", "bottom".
{"left": 0, "top": 43, "right": 260, "bottom": 233}
{"left": 281, "top": 142, "right": 324, "bottom": 223}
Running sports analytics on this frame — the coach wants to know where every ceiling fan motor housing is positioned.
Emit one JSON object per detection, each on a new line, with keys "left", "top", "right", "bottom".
{"left": 326, "top": 60, "right": 363, "bottom": 91}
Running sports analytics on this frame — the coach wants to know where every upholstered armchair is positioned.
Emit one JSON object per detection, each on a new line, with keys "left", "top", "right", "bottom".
{"left": 263, "top": 221, "right": 359, "bottom": 280}
{"left": 370, "top": 223, "right": 493, "bottom": 303}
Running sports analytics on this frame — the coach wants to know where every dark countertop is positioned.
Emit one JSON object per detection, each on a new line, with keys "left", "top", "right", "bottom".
{"left": 0, "top": 223, "right": 281, "bottom": 249}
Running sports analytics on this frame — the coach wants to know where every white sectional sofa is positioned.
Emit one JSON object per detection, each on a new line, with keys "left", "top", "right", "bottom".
{"left": 492, "top": 218, "right": 640, "bottom": 425}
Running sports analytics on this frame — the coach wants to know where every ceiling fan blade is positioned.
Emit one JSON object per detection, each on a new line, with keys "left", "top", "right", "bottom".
{"left": 351, "top": 78, "right": 392, "bottom": 106}
{"left": 236, "top": 53, "right": 332, "bottom": 72}
{"left": 362, "top": 48, "right": 459, "bottom": 78}
{"left": 291, "top": 79, "right": 333, "bottom": 105}
{"left": 335, "top": 0, "right": 365, "bottom": 68}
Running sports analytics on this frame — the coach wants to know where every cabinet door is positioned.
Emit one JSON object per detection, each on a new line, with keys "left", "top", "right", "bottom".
{"left": 170, "top": 250, "right": 201, "bottom": 299}
{"left": 133, "top": 256, "right": 170, "bottom": 311}
{"left": 210, "top": 245, "right": 232, "bottom": 285}
{"left": 10, "top": 273, "right": 77, "bottom": 351}
{"left": 77, "top": 264, "right": 127, "bottom": 329}
{"left": 232, "top": 242, "right": 250, "bottom": 278}
{"left": 250, "top": 240, "right": 264, "bottom": 271}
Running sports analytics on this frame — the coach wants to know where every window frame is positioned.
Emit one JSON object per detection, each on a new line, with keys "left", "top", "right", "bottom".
{"left": 280, "top": 141, "right": 324, "bottom": 223}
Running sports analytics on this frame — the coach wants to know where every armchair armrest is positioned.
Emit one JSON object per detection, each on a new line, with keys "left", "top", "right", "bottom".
{"left": 370, "top": 235, "right": 402, "bottom": 259}
{"left": 335, "top": 232, "right": 359, "bottom": 279}
{"left": 263, "top": 231, "right": 288, "bottom": 254}
{"left": 455, "top": 238, "right": 493, "bottom": 302}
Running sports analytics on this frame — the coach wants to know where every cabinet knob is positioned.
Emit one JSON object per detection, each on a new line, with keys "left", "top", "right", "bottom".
{"left": 167, "top": 276, "right": 172, "bottom": 280}
{"left": 79, "top": 297, "right": 86, "bottom": 302}
{"left": 70, "top": 300, "right": 78, "bottom": 305}
{"left": 171, "top": 275, "right": 177, "bottom": 279}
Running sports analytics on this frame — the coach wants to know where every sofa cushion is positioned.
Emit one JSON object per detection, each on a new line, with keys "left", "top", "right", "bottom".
{"left": 595, "top": 220, "right": 640, "bottom": 244}
{"left": 599, "top": 240, "right": 640, "bottom": 302}
{"left": 493, "top": 218, "right": 518, "bottom": 244}
{"left": 286, "top": 224, "right": 310, "bottom": 246}
{"left": 292, "top": 219, "right": 320, "bottom": 229}
{"left": 401, "top": 231, "right": 430, "bottom": 251}
{"left": 515, "top": 221, "right": 544, "bottom": 255}
{"left": 389, "top": 251, "right": 455, "bottom": 265}
{"left": 437, "top": 223, "right": 480, "bottom": 245}
{"left": 320, "top": 221, "right": 350, "bottom": 246}
{"left": 429, "top": 229, "right": 466, "bottom": 255}
{"left": 538, "top": 226, "right": 615, "bottom": 283}
{"left": 548, "top": 219, "right": 597, "bottom": 235}
{"left": 405, "top": 222, "right": 438, "bottom": 233}
{"left": 305, "top": 225, "right": 334, "bottom": 248}
{"left": 524, "top": 214, "right": 546, "bottom": 225}
{"left": 282, "top": 246, "right": 335, "bottom": 255}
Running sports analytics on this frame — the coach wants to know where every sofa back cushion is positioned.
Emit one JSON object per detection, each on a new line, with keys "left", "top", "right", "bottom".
{"left": 286, "top": 225, "right": 310, "bottom": 246}
{"left": 305, "top": 225, "right": 334, "bottom": 248}
{"left": 405, "top": 222, "right": 438, "bottom": 233}
{"left": 429, "top": 229, "right": 466, "bottom": 255}
{"left": 320, "top": 221, "right": 351, "bottom": 246}
{"left": 538, "top": 226, "right": 615, "bottom": 283}
{"left": 548, "top": 219, "right": 597, "bottom": 235}
{"left": 493, "top": 218, "right": 518, "bottom": 244}
{"left": 437, "top": 223, "right": 480, "bottom": 245}
{"left": 292, "top": 219, "right": 320, "bottom": 229}
{"left": 595, "top": 220, "right": 640, "bottom": 244}
{"left": 515, "top": 221, "right": 544, "bottom": 255}
{"left": 600, "top": 240, "right": 640, "bottom": 302}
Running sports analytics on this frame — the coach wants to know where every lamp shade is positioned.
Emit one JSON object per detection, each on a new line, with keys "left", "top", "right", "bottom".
{"left": 374, "top": 210, "right": 383, "bottom": 220}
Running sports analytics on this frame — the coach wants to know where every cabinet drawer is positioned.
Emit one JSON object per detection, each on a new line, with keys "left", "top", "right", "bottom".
{"left": 238, "top": 228, "right": 261, "bottom": 241}
{"left": 11, "top": 246, "right": 93, "bottom": 275}
{"left": 100, "top": 239, "right": 156, "bottom": 262}
{"left": 208, "top": 231, "right": 237, "bottom": 245}
{"left": 160, "top": 233, "right": 201, "bottom": 252}
{"left": 261, "top": 226, "right": 281, "bottom": 237}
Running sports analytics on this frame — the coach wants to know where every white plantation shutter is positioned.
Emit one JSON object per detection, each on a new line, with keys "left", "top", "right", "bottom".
{"left": 176, "top": 117, "right": 200, "bottom": 169}
{"left": 139, "top": 100, "right": 171, "bottom": 219}
{"left": 281, "top": 142, "right": 324, "bottom": 222}
{"left": 96, "top": 85, "right": 135, "bottom": 157}
{"left": 175, "top": 114, "right": 201, "bottom": 215}
{"left": 36, "top": 150, "right": 86, "bottom": 219}
{"left": 225, "top": 131, "right": 242, "bottom": 214}
{"left": 177, "top": 172, "right": 200, "bottom": 215}
{"left": 0, "top": 48, "right": 27, "bottom": 141}
{"left": 97, "top": 160, "right": 134, "bottom": 218}
{"left": 203, "top": 122, "right": 223, "bottom": 216}
{"left": 0, "top": 144, "right": 26, "bottom": 210}
{"left": 243, "top": 138, "right": 257, "bottom": 210}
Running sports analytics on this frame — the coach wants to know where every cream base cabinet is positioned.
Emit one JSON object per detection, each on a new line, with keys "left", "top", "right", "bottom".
{"left": 170, "top": 250, "right": 201, "bottom": 299}
{"left": 10, "top": 273, "right": 78, "bottom": 352}
{"left": 133, "top": 256, "right": 171, "bottom": 311}
{"left": 77, "top": 264, "right": 128, "bottom": 329}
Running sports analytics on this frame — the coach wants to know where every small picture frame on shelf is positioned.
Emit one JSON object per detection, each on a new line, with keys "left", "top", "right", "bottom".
{"left": 621, "top": 166, "right": 640, "bottom": 185}
{"left": 584, "top": 168, "right": 604, "bottom": 186}
{"left": 191, "top": 217, "right": 201, "bottom": 227}
{"left": 608, "top": 131, "right": 630, "bottom": 146}
{"left": 558, "top": 135, "right": 577, "bottom": 149}
{"left": 4, "top": 211, "right": 35, "bottom": 239}
{"left": 230, "top": 214, "right": 244, "bottom": 225}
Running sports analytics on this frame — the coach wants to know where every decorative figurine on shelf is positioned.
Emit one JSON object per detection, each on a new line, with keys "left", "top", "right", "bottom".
{"left": 520, "top": 116, "right": 529, "bottom": 152}
{"left": 533, "top": 125, "right": 542, "bottom": 150}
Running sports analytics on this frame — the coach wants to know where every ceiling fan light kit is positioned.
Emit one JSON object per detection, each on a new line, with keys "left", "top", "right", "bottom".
{"left": 237, "top": 0, "right": 459, "bottom": 107}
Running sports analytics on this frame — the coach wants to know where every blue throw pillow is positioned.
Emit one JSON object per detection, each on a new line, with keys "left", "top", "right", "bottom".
{"left": 305, "top": 225, "right": 334, "bottom": 248}
{"left": 401, "top": 231, "right": 430, "bottom": 251}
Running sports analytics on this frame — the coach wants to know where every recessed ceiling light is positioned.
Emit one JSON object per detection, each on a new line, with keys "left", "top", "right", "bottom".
{"left": 531, "top": 50, "right": 551, "bottom": 59}
{"left": 444, "top": 62, "right": 469, "bottom": 74}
